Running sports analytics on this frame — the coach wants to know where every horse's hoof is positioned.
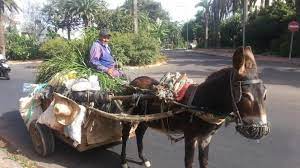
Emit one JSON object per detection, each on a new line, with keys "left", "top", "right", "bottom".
{"left": 144, "top": 161, "right": 151, "bottom": 167}
{"left": 121, "top": 163, "right": 128, "bottom": 168}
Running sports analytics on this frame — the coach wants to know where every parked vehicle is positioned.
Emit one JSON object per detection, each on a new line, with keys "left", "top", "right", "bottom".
{"left": 0, "top": 57, "right": 10, "bottom": 80}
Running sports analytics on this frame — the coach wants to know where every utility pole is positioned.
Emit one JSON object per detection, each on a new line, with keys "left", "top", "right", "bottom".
{"left": 133, "top": 0, "right": 138, "bottom": 34}
{"left": 242, "top": 0, "right": 248, "bottom": 47}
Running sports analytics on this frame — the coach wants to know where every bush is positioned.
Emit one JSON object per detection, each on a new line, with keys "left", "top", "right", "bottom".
{"left": 220, "top": 14, "right": 242, "bottom": 48}
{"left": 39, "top": 37, "right": 72, "bottom": 59}
{"left": 6, "top": 28, "right": 40, "bottom": 60}
{"left": 129, "top": 33, "right": 160, "bottom": 65}
{"left": 111, "top": 32, "right": 161, "bottom": 65}
{"left": 245, "top": 1, "right": 296, "bottom": 54}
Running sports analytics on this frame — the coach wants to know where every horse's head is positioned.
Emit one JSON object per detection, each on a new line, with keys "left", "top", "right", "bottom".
{"left": 231, "top": 46, "right": 270, "bottom": 139}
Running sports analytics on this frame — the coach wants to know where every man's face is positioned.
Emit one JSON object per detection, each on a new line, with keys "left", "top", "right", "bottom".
{"left": 100, "top": 35, "right": 110, "bottom": 44}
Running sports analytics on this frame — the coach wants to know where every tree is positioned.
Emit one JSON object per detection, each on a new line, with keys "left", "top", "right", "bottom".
{"left": 265, "top": 0, "right": 269, "bottom": 7}
{"left": 0, "top": 0, "right": 19, "bottom": 55}
{"left": 42, "top": 0, "right": 81, "bottom": 40}
{"left": 22, "top": 2, "right": 47, "bottom": 40}
{"left": 196, "top": 0, "right": 211, "bottom": 48}
{"left": 68, "top": 0, "right": 106, "bottom": 28}
{"left": 122, "top": 0, "right": 170, "bottom": 21}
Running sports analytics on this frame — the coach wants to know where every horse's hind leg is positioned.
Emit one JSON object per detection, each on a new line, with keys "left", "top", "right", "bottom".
{"left": 121, "top": 122, "right": 132, "bottom": 168}
{"left": 198, "top": 136, "right": 212, "bottom": 168}
{"left": 135, "top": 122, "right": 151, "bottom": 167}
{"left": 184, "top": 135, "right": 197, "bottom": 168}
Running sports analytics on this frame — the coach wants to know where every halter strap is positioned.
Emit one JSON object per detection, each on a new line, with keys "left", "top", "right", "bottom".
{"left": 234, "top": 79, "right": 262, "bottom": 86}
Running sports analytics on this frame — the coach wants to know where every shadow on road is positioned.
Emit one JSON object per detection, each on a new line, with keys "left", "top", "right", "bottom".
{"left": 0, "top": 110, "right": 139, "bottom": 168}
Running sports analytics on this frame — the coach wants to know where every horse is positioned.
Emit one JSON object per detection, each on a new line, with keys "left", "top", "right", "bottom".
{"left": 120, "top": 46, "right": 270, "bottom": 168}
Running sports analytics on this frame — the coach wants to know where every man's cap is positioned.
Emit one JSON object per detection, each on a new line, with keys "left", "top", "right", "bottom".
{"left": 99, "top": 30, "right": 111, "bottom": 37}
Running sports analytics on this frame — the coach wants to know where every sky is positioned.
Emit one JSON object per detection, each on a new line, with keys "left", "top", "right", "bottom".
{"left": 107, "top": 0, "right": 200, "bottom": 22}
{"left": 15, "top": 0, "right": 200, "bottom": 23}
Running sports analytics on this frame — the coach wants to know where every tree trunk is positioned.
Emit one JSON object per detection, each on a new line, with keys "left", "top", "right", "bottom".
{"left": 0, "top": 12, "right": 5, "bottom": 56}
{"left": 133, "top": 0, "right": 138, "bottom": 34}
{"left": 67, "top": 26, "right": 71, "bottom": 40}
{"left": 204, "top": 10, "right": 208, "bottom": 48}
{"left": 260, "top": 0, "right": 264, "bottom": 9}
{"left": 232, "top": 1, "right": 237, "bottom": 14}
{"left": 215, "top": 0, "right": 221, "bottom": 48}
{"left": 264, "top": 0, "right": 269, "bottom": 7}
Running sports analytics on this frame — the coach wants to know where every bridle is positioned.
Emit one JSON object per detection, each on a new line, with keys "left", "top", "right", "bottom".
{"left": 229, "top": 69, "right": 263, "bottom": 125}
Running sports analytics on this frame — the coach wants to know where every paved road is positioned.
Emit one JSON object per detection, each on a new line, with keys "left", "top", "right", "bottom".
{"left": 1, "top": 50, "right": 300, "bottom": 168}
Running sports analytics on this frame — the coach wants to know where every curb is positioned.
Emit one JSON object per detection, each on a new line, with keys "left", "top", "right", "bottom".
{"left": 7, "top": 60, "right": 43, "bottom": 65}
{"left": 125, "top": 61, "right": 167, "bottom": 70}
{"left": 190, "top": 50, "right": 300, "bottom": 66}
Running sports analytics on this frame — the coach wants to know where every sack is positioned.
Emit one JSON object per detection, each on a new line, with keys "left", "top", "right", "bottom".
{"left": 19, "top": 96, "right": 43, "bottom": 129}
{"left": 64, "top": 105, "right": 86, "bottom": 144}
{"left": 37, "top": 100, "right": 64, "bottom": 132}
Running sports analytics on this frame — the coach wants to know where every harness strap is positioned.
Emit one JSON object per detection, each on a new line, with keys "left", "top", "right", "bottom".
{"left": 187, "top": 85, "right": 197, "bottom": 106}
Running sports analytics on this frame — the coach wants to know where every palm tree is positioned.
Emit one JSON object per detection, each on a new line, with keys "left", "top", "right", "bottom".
{"left": 0, "top": 0, "right": 19, "bottom": 55}
{"left": 196, "top": 0, "right": 211, "bottom": 48}
{"left": 68, "top": 0, "right": 105, "bottom": 28}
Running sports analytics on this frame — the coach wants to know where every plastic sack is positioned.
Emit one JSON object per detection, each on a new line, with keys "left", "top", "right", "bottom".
{"left": 22, "top": 83, "right": 38, "bottom": 93}
{"left": 19, "top": 96, "right": 43, "bottom": 129}
{"left": 64, "top": 105, "right": 86, "bottom": 144}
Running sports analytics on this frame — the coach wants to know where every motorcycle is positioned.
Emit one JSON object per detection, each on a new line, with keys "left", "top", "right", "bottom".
{"left": 0, "top": 59, "right": 10, "bottom": 80}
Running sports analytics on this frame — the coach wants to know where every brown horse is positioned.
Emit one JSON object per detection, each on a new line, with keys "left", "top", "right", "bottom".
{"left": 120, "top": 46, "right": 270, "bottom": 168}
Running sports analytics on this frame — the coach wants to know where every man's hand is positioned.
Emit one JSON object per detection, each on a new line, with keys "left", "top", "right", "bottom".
{"left": 107, "top": 68, "right": 114, "bottom": 77}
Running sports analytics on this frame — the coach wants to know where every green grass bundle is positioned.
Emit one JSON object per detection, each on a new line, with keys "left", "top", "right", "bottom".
{"left": 36, "top": 30, "right": 125, "bottom": 93}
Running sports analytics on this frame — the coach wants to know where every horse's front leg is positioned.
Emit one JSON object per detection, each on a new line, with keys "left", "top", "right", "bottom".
{"left": 121, "top": 122, "right": 132, "bottom": 168}
{"left": 135, "top": 122, "right": 151, "bottom": 167}
{"left": 198, "top": 136, "right": 212, "bottom": 168}
{"left": 184, "top": 134, "right": 197, "bottom": 168}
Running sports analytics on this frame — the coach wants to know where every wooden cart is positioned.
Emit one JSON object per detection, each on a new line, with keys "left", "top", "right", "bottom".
{"left": 28, "top": 94, "right": 137, "bottom": 157}
{"left": 27, "top": 92, "right": 178, "bottom": 157}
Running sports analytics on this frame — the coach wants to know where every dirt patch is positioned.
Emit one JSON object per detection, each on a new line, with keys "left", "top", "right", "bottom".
{"left": 0, "top": 136, "right": 42, "bottom": 168}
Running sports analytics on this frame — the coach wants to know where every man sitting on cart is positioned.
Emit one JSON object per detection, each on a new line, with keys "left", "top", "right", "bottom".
{"left": 89, "top": 30, "right": 125, "bottom": 78}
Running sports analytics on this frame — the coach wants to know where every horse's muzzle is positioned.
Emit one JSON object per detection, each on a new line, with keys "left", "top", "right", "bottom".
{"left": 235, "top": 122, "right": 270, "bottom": 140}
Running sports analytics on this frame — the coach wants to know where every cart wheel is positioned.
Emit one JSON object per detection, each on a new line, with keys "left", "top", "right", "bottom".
{"left": 29, "top": 120, "right": 55, "bottom": 156}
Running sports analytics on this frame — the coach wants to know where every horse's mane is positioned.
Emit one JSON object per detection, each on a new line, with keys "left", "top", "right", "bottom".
{"left": 204, "top": 67, "right": 231, "bottom": 83}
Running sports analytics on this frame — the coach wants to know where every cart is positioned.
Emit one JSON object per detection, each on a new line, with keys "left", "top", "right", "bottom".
{"left": 27, "top": 93, "right": 137, "bottom": 157}
{"left": 26, "top": 91, "right": 177, "bottom": 157}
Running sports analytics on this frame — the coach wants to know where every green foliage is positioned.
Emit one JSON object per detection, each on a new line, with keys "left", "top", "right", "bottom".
{"left": 6, "top": 28, "right": 40, "bottom": 60}
{"left": 39, "top": 37, "right": 71, "bottom": 59}
{"left": 121, "top": 0, "right": 170, "bottom": 21}
{"left": 110, "top": 32, "right": 161, "bottom": 65}
{"left": 246, "top": 1, "right": 296, "bottom": 55}
{"left": 129, "top": 33, "right": 160, "bottom": 65}
{"left": 36, "top": 30, "right": 125, "bottom": 92}
{"left": 220, "top": 14, "right": 242, "bottom": 48}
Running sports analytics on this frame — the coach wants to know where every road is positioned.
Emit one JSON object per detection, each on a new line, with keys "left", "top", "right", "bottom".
{"left": 1, "top": 50, "right": 300, "bottom": 168}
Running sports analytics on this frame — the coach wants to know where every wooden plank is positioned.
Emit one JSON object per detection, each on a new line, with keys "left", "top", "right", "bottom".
{"left": 88, "top": 107, "right": 186, "bottom": 122}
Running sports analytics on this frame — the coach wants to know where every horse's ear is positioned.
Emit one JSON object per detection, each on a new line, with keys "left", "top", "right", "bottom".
{"left": 232, "top": 46, "right": 245, "bottom": 74}
{"left": 244, "top": 46, "right": 257, "bottom": 70}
